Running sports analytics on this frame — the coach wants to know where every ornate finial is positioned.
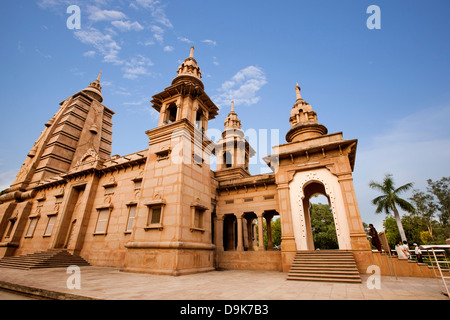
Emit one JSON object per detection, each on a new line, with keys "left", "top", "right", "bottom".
{"left": 83, "top": 72, "right": 104, "bottom": 102}
{"left": 295, "top": 83, "right": 302, "bottom": 101}
{"left": 189, "top": 46, "right": 195, "bottom": 58}
{"left": 231, "top": 101, "right": 235, "bottom": 113}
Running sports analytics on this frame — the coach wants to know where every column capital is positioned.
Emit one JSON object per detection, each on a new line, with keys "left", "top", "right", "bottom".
{"left": 277, "top": 183, "right": 290, "bottom": 190}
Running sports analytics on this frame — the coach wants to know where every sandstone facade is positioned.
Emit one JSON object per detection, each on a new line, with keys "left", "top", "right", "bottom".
{"left": 0, "top": 48, "right": 378, "bottom": 276}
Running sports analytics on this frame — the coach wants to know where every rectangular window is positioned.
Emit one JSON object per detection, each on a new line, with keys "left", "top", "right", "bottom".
{"left": 134, "top": 180, "right": 142, "bottom": 190}
{"left": 149, "top": 206, "right": 162, "bottom": 225}
{"left": 25, "top": 217, "right": 38, "bottom": 238}
{"left": 194, "top": 208, "right": 204, "bottom": 229}
{"left": 95, "top": 208, "right": 110, "bottom": 234}
{"left": 104, "top": 186, "right": 115, "bottom": 195}
{"left": 5, "top": 219, "right": 16, "bottom": 238}
{"left": 44, "top": 215, "right": 57, "bottom": 236}
{"left": 126, "top": 205, "right": 137, "bottom": 233}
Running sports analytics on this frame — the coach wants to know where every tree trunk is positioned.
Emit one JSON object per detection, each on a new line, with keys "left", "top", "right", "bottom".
{"left": 392, "top": 206, "right": 407, "bottom": 243}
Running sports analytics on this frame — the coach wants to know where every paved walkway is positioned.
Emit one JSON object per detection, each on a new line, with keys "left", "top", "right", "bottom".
{"left": 0, "top": 266, "right": 448, "bottom": 300}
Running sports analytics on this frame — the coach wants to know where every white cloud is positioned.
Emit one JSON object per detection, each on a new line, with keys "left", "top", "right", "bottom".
{"left": 74, "top": 27, "right": 123, "bottom": 65}
{"left": 138, "top": 40, "right": 155, "bottom": 46}
{"left": 214, "top": 66, "right": 267, "bottom": 107}
{"left": 88, "top": 6, "right": 127, "bottom": 22}
{"left": 111, "top": 20, "right": 144, "bottom": 32}
{"left": 202, "top": 39, "right": 217, "bottom": 46}
{"left": 133, "top": 0, "right": 173, "bottom": 28}
{"left": 163, "top": 45, "right": 174, "bottom": 52}
{"left": 122, "top": 55, "right": 154, "bottom": 79}
{"left": 150, "top": 25, "right": 165, "bottom": 44}
{"left": 83, "top": 50, "right": 96, "bottom": 57}
{"left": 177, "top": 36, "right": 193, "bottom": 44}
{"left": 123, "top": 97, "right": 149, "bottom": 106}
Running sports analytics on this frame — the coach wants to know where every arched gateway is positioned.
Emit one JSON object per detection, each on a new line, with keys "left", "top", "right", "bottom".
{"left": 263, "top": 83, "right": 372, "bottom": 272}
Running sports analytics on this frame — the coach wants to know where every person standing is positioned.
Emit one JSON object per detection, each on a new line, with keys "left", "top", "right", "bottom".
{"left": 414, "top": 243, "right": 423, "bottom": 263}
{"left": 368, "top": 224, "right": 382, "bottom": 252}
{"left": 396, "top": 241, "right": 408, "bottom": 259}
{"left": 402, "top": 241, "right": 411, "bottom": 259}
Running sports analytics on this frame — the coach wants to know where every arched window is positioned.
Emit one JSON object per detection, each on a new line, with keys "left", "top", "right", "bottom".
{"left": 165, "top": 103, "right": 177, "bottom": 123}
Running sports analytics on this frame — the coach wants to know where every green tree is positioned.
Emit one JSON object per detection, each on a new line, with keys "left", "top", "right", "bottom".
{"left": 427, "top": 177, "right": 450, "bottom": 226}
{"left": 383, "top": 216, "right": 401, "bottom": 248}
{"left": 310, "top": 203, "right": 338, "bottom": 249}
{"left": 271, "top": 218, "right": 282, "bottom": 248}
{"left": 409, "top": 189, "right": 437, "bottom": 237}
{"left": 369, "top": 174, "right": 415, "bottom": 243}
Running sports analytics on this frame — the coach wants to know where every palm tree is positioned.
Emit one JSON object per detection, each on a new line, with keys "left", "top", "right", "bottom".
{"left": 369, "top": 174, "right": 415, "bottom": 243}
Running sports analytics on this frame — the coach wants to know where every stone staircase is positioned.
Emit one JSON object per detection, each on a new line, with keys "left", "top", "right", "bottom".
{"left": 0, "top": 249, "right": 90, "bottom": 270}
{"left": 287, "top": 250, "right": 362, "bottom": 283}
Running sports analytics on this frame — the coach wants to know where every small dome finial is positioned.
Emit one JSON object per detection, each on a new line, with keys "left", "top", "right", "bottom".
{"left": 231, "top": 101, "right": 235, "bottom": 113}
{"left": 97, "top": 71, "right": 102, "bottom": 81}
{"left": 189, "top": 46, "right": 195, "bottom": 58}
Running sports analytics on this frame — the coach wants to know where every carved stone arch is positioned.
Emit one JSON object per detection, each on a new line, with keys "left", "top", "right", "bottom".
{"left": 289, "top": 168, "right": 352, "bottom": 251}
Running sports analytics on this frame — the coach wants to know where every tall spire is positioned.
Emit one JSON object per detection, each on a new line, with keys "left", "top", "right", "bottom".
{"left": 286, "top": 83, "right": 327, "bottom": 142}
{"left": 172, "top": 46, "right": 203, "bottom": 88}
{"left": 224, "top": 100, "right": 241, "bottom": 129}
{"left": 295, "top": 83, "right": 302, "bottom": 101}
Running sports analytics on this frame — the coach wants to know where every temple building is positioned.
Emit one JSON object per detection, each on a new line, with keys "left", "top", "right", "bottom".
{"left": 2, "top": 47, "right": 433, "bottom": 281}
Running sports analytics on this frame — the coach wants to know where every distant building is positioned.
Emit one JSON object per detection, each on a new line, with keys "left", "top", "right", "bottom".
{"left": 0, "top": 47, "right": 374, "bottom": 276}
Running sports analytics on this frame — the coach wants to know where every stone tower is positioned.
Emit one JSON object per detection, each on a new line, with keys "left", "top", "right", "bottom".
{"left": 0, "top": 73, "right": 114, "bottom": 257}
{"left": 122, "top": 47, "right": 219, "bottom": 275}
{"left": 215, "top": 101, "right": 255, "bottom": 181}
{"left": 5, "top": 72, "right": 113, "bottom": 195}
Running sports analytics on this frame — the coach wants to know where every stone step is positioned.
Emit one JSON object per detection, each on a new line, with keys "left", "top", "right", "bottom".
{"left": 289, "top": 268, "right": 360, "bottom": 275}
{"left": 287, "top": 275, "right": 362, "bottom": 283}
{"left": 0, "top": 249, "right": 90, "bottom": 270}
{"left": 290, "top": 266, "right": 359, "bottom": 272}
{"left": 287, "top": 250, "right": 362, "bottom": 283}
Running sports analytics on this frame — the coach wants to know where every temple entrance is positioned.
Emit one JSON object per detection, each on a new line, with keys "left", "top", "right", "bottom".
{"left": 303, "top": 182, "right": 339, "bottom": 250}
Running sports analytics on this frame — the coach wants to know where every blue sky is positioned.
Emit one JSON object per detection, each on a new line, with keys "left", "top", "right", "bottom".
{"left": 0, "top": 0, "right": 449, "bottom": 231}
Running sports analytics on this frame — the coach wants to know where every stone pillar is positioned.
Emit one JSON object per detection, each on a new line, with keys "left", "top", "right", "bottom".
{"left": 236, "top": 215, "right": 244, "bottom": 251}
{"left": 266, "top": 214, "right": 273, "bottom": 251}
{"left": 257, "top": 213, "right": 265, "bottom": 251}
{"left": 242, "top": 218, "right": 248, "bottom": 250}
{"left": 247, "top": 218, "right": 254, "bottom": 251}
{"left": 215, "top": 216, "right": 224, "bottom": 251}
{"left": 337, "top": 174, "right": 371, "bottom": 251}
{"left": 252, "top": 223, "right": 258, "bottom": 249}
{"left": 158, "top": 103, "right": 167, "bottom": 126}
{"left": 276, "top": 184, "right": 297, "bottom": 251}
